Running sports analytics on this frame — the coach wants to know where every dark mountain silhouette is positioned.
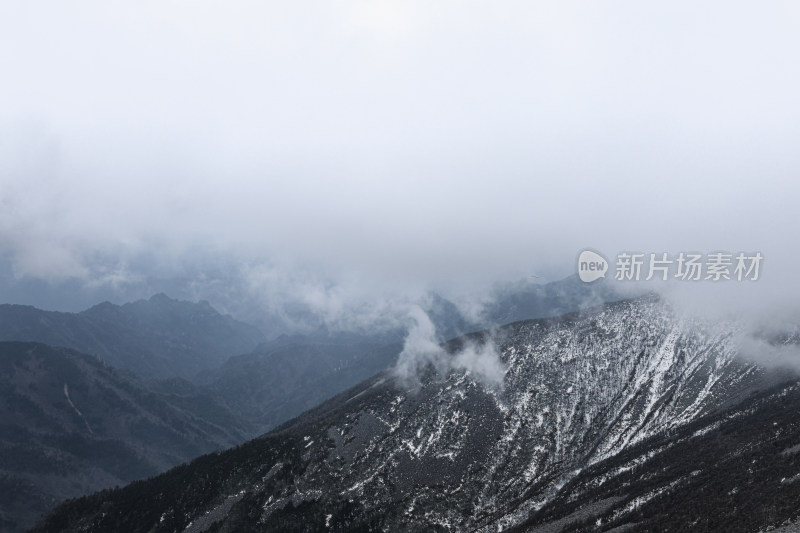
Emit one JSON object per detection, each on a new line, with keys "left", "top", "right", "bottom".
{"left": 0, "top": 342, "right": 253, "bottom": 533}
{"left": 0, "top": 294, "right": 265, "bottom": 380}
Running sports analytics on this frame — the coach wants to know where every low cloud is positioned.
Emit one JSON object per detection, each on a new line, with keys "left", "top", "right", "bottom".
{"left": 393, "top": 306, "right": 506, "bottom": 389}
{"left": 2, "top": 2, "right": 800, "bottom": 336}
{"left": 736, "top": 333, "right": 800, "bottom": 370}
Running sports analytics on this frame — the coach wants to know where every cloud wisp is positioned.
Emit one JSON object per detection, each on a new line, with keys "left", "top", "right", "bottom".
{"left": 393, "top": 306, "right": 506, "bottom": 390}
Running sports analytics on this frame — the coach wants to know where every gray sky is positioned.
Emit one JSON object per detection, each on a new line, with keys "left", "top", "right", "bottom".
{"left": 1, "top": 1, "right": 799, "bottom": 323}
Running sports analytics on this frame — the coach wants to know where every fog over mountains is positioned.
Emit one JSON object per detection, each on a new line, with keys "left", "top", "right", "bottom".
{"left": 2, "top": 2, "right": 800, "bottom": 329}
{"left": 3, "top": 2, "right": 800, "bottom": 532}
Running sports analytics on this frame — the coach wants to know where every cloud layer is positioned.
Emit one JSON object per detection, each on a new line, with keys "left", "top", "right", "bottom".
{"left": 1, "top": 1, "right": 799, "bottom": 321}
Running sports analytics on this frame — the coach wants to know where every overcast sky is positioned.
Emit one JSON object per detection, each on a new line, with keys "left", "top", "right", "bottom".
{"left": 1, "top": 1, "right": 799, "bottom": 321}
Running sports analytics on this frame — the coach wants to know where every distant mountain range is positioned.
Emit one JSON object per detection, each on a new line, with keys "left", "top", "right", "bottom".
{"left": 31, "top": 296, "right": 799, "bottom": 532}
{"left": 0, "top": 342, "right": 253, "bottom": 533}
{"left": 0, "top": 294, "right": 265, "bottom": 380}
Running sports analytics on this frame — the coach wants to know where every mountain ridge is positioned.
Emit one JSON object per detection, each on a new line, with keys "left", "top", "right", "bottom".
{"left": 31, "top": 295, "right": 784, "bottom": 532}
{"left": 0, "top": 295, "right": 265, "bottom": 380}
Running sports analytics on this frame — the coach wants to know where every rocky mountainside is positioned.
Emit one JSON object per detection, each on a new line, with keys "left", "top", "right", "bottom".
{"left": 512, "top": 379, "right": 800, "bottom": 532}
{"left": 0, "top": 294, "right": 265, "bottom": 380}
{"left": 0, "top": 342, "right": 253, "bottom": 533}
{"left": 32, "top": 296, "right": 789, "bottom": 532}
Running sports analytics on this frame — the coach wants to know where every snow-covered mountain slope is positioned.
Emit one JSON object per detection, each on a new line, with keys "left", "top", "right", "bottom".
{"left": 33, "top": 296, "right": 780, "bottom": 532}
{"left": 515, "top": 380, "right": 800, "bottom": 532}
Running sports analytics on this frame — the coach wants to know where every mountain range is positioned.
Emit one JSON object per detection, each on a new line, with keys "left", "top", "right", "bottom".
{"left": 30, "top": 295, "right": 799, "bottom": 532}
{"left": 0, "top": 294, "right": 266, "bottom": 380}
{"left": 0, "top": 342, "right": 252, "bottom": 533}
{"left": 0, "top": 276, "right": 629, "bottom": 531}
